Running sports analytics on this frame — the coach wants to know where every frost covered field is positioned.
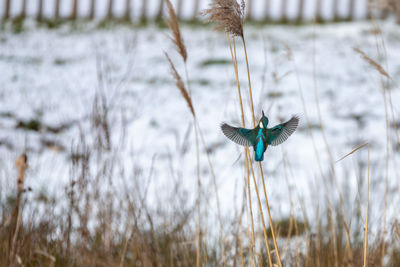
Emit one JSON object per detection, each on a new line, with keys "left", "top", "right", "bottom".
{"left": 1, "top": 19, "right": 400, "bottom": 265}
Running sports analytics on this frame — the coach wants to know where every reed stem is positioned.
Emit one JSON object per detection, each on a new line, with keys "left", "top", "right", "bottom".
{"left": 241, "top": 34, "right": 282, "bottom": 267}
{"left": 363, "top": 144, "right": 370, "bottom": 267}
{"left": 227, "top": 33, "right": 259, "bottom": 267}
{"left": 311, "top": 24, "right": 353, "bottom": 262}
{"left": 247, "top": 149, "right": 273, "bottom": 266}
{"left": 241, "top": 37, "right": 256, "bottom": 127}
{"left": 184, "top": 63, "right": 202, "bottom": 267}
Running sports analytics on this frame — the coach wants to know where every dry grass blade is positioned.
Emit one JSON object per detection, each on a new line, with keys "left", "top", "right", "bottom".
{"left": 336, "top": 142, "right": 369, "bottom": 163}
{"left": 165, "top": 52, "right": 195, "bottom": 117}
{"left": 354, "top": 47, "right": 391, "bottom": 79}
{"left": 363, "top": 144, "right": 370, "bottom": 267}
{"left": 35, "top": 250, "right": 56, "bottom": 263}
{"left": 202, "top": 0, "right": 244, "bottom": 37}
{"left": 164, "top": 0, "right": 187, "bottom": 62}
{"left": 9, "top": 153, "right": 28, "bottom": 264}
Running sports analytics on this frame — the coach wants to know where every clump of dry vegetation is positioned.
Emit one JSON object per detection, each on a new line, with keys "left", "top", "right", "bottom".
{"left": 379, "top": 0, "right": 400, "bottom": 23}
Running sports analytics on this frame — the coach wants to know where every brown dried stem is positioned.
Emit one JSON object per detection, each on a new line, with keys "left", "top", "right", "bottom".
{"left": 227, "top": 33, "right": 257, "bottom": 266}
{"left": 9, "top": 154, "right": 28, "bottom": 265}
{"left": 241, "top": 32, "right": 282, "bottom": 267}
{"left": 363, "top": 144, "right": 370, "bottom": 267}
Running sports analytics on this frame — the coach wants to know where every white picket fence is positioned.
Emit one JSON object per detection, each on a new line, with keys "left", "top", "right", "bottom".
{"left": 0, "top": 0, "right": 388, "bottom": 23}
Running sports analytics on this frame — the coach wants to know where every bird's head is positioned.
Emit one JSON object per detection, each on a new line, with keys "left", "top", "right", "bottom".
{"left": 259, "top": 110, "right": 269, "bottom": 129}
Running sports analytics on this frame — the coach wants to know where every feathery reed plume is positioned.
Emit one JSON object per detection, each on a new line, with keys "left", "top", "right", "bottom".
{"left": 203, "top": 0, "right": 244, "bottom": 37}
{"left": 354, "top": 47, "right": 391, "bottom": 79}
{"left": 165, "top": 53, "right": 195, "bottom": 117}
{"left": 164, "top": 0, "right": 187, "bottom": 62}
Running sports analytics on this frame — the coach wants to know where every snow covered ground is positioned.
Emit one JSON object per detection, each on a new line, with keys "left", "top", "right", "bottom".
{"left": 0, "top": 20, "right": 399, "bottom": 236}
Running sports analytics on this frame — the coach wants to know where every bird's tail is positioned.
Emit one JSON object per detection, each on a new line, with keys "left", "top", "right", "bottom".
{"left": 254, "top": 151, "right": 264, "bottom": 161}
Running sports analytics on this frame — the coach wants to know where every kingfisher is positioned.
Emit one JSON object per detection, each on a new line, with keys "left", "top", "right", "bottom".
{"left": 221, "top": 111, "right": 299, "bottom": 161}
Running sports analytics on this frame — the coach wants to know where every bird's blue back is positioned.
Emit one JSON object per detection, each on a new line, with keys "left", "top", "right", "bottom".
{"left": 254, "top": 128, "right": 266, "bottom": 161}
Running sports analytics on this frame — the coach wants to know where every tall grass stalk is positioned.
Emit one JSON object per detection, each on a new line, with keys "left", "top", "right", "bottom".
{"left": 376, "top": 45, "right": 389, "bottom": 267}
{"left": 196, "top": 122, "right": 226, "bottom": 265}
{"left": 363, "top": 144, "right": 370, "bottom": 267}
{"left": 240, "top": 37, "right": 256, "bottom": 126}
{"left": 311, "top": 26, "right": 353, "bottom": 262}
{"left": 244, "top": 156, "right": 256, "bottom": 267}
{"left": 9, "top": 154, "right": 28, "bottom": 266}
{"left": 241, "top": 34, "right": 282, "bottom": 267}
{"left": 194, "top": 122, "right": 201, "bottom": 267}
{"left": 257, "top": 163, "right": 281, "bottom": 266}
{"left": 229, "top": 33, "right": 275, "bottom": 266}
{"left": 183, "top": 58, "right": 202, "bottom": 267}
{"left": 227, "top": 33, "right": 257, "bottom": 266}
{"left": 290, "top": 46, "right": 340, "bottom": 267}
{"left": 164, "top": 1, "right": 226, "bottom": 263}
{"left": 181, "top": 34, "right": 202, "bottom": 267}
{"left": 280, "top": 147, "right": 298, "bottom": 257}
{"left": 354, "top": 20, "right": 400, "bottom": 263}
{"left": 246, "top": 149, "right": 273, "bottom": 266}
{"left": 202, "top": 3, "right": 281, "bottom": 265}
{"left": 362, "top": 20, "right": 390, "bottom": 264}
{"left": 336, "top": 142, "right": 372, "bottom": 266}
{"left": 377, "top": 33, "right": 400, "bottom": 265}
{"left": 204, "top": 0, "right": 282, "bottom": 263}
{"left": 184, "top": 57, "right": 202, "bottom": 267}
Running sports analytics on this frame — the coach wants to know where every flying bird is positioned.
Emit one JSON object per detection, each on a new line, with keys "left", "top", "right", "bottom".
{"left": 221, "top": 111, "right": 299, "bottom": 161}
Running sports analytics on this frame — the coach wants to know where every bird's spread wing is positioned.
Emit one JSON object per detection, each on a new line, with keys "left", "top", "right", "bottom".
{"left": 221, "top": 123, "right": 255, "bottom": 147}
{"left": 269, "top": 116, "right": 299, "bottom": 146}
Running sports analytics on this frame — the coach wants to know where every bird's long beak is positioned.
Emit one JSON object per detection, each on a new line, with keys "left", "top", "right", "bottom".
{"left": 262, "top": 110, "right": 265, "bottom": 117}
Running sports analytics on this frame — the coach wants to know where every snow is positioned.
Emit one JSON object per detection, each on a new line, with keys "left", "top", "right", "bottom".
{"left": 0, "top": 20, "right": 399, "bottom": 238}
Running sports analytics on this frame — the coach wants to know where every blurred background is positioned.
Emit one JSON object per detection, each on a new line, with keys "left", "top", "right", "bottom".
{"left": 0, "top": 0, "right": 399, "bottom": 266}
{"left": 0, "top": 0, "right": 399, "bottom": 23}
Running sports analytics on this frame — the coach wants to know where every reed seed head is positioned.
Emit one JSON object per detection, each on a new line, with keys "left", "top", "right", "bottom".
{"left": 354, "top": 47, "right": 391, "bottom": 79}
{"left": 164, "top": 0, "right": 187, "bottom": 62}
{"left": 202, "top": 0, "right": 245, "bottom": 37}
{"left": 165, "top": 53, "right": 195, "bottom": 117}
